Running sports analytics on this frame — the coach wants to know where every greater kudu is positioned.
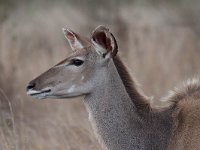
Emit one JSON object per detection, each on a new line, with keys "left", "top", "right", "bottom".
{"left": 27, "top": 26, "right": 200, "bottom": 150}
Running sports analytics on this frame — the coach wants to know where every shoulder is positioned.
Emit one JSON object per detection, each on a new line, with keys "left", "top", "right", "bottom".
{"left": 152, "top": 78, "right": 200, "bottom": 110}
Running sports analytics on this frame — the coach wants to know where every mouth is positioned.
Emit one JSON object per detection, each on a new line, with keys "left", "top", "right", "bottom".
{"left": 27, "top": 88, "right": 52, "bottom": 97}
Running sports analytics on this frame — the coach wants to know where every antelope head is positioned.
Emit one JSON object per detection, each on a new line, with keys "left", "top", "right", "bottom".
{"left": 26, "top": 26, "right": 118, "bottom": 99}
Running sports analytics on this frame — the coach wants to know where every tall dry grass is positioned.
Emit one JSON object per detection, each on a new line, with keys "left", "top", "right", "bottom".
{"left": 0, "top": 1, "right": 200, "bottom": 150}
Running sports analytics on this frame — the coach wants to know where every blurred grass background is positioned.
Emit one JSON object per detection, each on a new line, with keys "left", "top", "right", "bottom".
{"left": 0, "top": 0, "right": 200, "bottom": 149}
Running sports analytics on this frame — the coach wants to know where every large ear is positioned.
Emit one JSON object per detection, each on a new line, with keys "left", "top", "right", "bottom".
{"left": 91, "top": 25, "right": 118, "bottom": 59}
{"left": 62, "top": 28, "right": 90, "bottom": 51}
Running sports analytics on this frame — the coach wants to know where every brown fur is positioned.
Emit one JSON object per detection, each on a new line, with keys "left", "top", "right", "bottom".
{"left": 169, "top": 99, "right": 200, "bottom": 150}
{"left": 164, "top": 79, "right": 200, "bottom": 150}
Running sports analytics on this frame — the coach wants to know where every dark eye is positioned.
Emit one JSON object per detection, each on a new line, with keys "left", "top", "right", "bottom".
{"left": 71, "top": 59, "right": 84, "bottom": 66}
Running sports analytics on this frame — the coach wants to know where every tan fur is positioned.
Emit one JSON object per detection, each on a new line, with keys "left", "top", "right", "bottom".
{"left": 169, "top": 99, "right": 200, "bottom": 150}
{"left": 164, "top": 78, "right": 200, "bottom": 150}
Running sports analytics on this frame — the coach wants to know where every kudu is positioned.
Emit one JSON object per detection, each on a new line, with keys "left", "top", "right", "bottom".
{"left": 26, "top": 26, "right": 200, "bottom": 150}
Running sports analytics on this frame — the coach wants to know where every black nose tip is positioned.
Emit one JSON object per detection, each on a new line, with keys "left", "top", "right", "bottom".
{"left": 26, "top": 83, "right": 35, "bottom": 91}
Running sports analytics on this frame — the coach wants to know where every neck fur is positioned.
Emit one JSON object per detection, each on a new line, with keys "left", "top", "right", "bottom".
{"left": 84, "top": 56, "right": 174, "bottom": 150}
{"left": 113, "top": 56, "right": 150, "bottom": 111}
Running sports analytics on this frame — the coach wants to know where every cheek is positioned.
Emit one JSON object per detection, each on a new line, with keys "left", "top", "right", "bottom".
{"left": 73, "top": 74, "right": 87, "bottom": 85}
{"left": 55, "top": 66, "right": 95, "bottom": 89}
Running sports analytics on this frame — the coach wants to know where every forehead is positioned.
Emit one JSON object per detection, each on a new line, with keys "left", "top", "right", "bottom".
{"left": 55, "top": 46, "right": 96, "bottom": 66}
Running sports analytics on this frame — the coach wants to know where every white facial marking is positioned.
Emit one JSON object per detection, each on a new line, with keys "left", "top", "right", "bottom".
{"left": 74, "top": 57, "right": 85, "bottom": 61}
{"left": 54, "top": 63, "right": 67, "bottom": 68}
{"left": 67, "top": 85, "right": 76, "bottom": 93}
{"left": 81, "top": 76, "right": 85, "bottom": 81}
{"left": 27, "top": 90, "right": 41, "bottom": 95}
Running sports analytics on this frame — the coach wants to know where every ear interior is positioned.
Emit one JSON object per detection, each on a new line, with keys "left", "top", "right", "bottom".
{"left": 92, "top": 31, "right": 112, "bottom": 52}
{"left": 92, "top": 26, "right": 118, "bottom": 57}
{"left": 65, "top": 30, "right": 75, "bottom": 42}
{"left": 62, "top": 28, "right": 85, "bottom": 51}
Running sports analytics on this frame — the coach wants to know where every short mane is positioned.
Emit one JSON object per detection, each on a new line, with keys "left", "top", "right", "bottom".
{"left": 113, "top": 56, "right": 150, "bottom": 111}
{"left": 114, "top": 55, "right": 200, "bottom": 111}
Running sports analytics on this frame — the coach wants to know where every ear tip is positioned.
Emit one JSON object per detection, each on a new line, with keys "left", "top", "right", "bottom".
{"left": 98, "top": 25, "right": 109, "bottom": 29}
{"left": 62, "top": 28, "right": 66, "bottom": 33}
{"left": 62, "top": 27, "right": 73, "bottom": 34}
{"left": 94, "top": 25, "right": 109, "bottom": 33}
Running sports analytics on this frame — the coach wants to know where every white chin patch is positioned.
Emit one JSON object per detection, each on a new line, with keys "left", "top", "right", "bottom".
{"left": 27, "top": 90, "right": 41, "bottom": 95}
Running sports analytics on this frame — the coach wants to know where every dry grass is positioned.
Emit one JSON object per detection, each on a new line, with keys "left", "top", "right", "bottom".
{"left": 0, "top": 1, "right": 200, "bottom": 150}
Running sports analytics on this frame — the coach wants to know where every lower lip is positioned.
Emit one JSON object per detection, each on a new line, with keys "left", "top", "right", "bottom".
{"left": 29, "top": 89, "right": 51, "bottom": 96}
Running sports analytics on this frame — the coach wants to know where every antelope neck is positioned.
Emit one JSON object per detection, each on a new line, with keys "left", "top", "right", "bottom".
{"left": 84, "top": 57, "right": 146, "bottom": 149}
{"left": 84, "top": 56, "right": 174, "bottom": 150}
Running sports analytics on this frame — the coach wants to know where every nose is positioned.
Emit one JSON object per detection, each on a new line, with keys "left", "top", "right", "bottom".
{"left": 26, "top": 82, "right": 36, "bottom": 91}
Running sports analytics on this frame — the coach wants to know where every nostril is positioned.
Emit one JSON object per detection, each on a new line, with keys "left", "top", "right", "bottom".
{"left": 26, "top": 83, "right": 36, "bottom": 91}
